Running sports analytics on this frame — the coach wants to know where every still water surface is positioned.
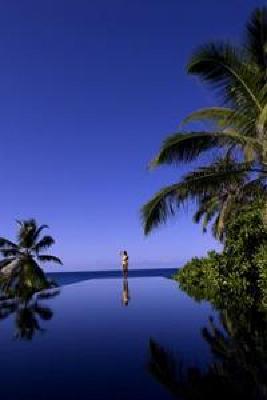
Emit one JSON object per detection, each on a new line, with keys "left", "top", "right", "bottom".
{"left": 0, "top": 275, "right": 217, "bottom": 400}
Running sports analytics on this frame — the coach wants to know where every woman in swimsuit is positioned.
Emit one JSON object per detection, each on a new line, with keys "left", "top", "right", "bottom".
{"left": 121, "top": 250, "right": 129, "bottom": 278}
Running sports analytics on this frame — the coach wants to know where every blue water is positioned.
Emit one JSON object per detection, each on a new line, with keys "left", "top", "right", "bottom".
{"left": 48, "top": 268, "right": 177, "bottom": 285}
{"left": 0, "top": 273, "right": 216, "bottom": 400}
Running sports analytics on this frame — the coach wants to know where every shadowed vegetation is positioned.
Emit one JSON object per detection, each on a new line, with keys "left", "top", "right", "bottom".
{"left": 149, "top": 310, "right": 267, "bottom": 399}
{"left": 148, "top": 291, "right": 267, "bottom": 399}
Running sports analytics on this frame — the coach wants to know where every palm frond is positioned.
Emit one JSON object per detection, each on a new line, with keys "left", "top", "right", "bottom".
{"left": 182, "top": 107, "right": 258, "bottom": 138}
{"left": 193, "top": 196, "right": 218, "bottom": 231}
{"left": 202, "top": 204, "right": 218, "bottom": 232}
{"left": 143, "top": 159, "right": 255, "bottom": 235}
{"left": 0, "top": 238, "right": 18, "bottom": 249}
{"left": 245, "top": 7, "right": 267, "bottom": 70}
{"left": 150, "top": 132, "right": 223, "bottom": 167}
{"left": 150, "top": 131, "right": 261, "bottom": 168}
{"left": 182, "top": 160, "right": 251, "bottom": 193}
{"left": 35, "top": 236, "right": 55, "bottom": 253}
{"left": 181, "top": 107, "right": 234, "bottom": 127}
{"left": 142, "top": 183, "right": 187, "bottom": 235}
{"left": 0, "top": 249, "right": 21, "bottom": 257}
{"left": 37, "top": 255, "right": 62, "bottom": 265}
{"left": 257, "top": 103, "right": 267, "bottom": 138}
{"left": 33, "top": 224, "right": 49, "bottom": 242}
{"left": 188, "top": 42, "right": 262, "bottom": 113}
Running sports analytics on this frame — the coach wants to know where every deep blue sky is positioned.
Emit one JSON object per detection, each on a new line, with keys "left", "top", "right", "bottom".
{"left": 0, "top": 0, "right": 264, "bottom": 270}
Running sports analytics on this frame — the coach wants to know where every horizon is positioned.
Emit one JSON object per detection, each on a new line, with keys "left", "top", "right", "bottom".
{"left": 48, "top": 264, "right": 182, "bottom": 273}
{"left": 0, "top": 0, "right": 263, "bottom": 271}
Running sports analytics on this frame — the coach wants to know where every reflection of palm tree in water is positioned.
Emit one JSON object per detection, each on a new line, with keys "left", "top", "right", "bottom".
{"left": 0, "top": 289, "right": 59, "bottom": 340}
{"left": 122, "top": 278, "right": 130, "bottom": 306}
{"left": 148, "top": 307, "right": 267, "bottom": 400}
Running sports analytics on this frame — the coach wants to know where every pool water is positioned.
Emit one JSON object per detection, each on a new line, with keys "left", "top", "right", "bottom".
{"left": 0, "top": 276, "right": 217, "bottom": 400}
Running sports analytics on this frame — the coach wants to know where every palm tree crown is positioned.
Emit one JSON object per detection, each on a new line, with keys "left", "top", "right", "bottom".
{"left": 0, "top": 219, "right": 62, "bottom": 298}
{"left": 142, "top": 7, "right": 267, "bottom": 239}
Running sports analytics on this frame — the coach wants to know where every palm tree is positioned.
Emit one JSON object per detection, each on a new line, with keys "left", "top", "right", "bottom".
{"left": 142, "top": 7, "right": 267, "bottom": 238}
{"left": 0, "top": 219, "right": 62, "bottom": 298}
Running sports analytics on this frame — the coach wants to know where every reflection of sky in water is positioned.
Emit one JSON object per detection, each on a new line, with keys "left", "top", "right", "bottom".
{"left": 0, "top": 277, "right": 216, "bottom": 400}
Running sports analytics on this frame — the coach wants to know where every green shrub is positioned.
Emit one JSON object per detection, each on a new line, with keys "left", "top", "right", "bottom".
{"left": 174, "top": 251, "right": 221, "bottom": 302}
{"left": 255, "top": 244, "right": 267, "bottom": 305}
{"left": 174, "top": 204, "right": 267, "bottom": 306}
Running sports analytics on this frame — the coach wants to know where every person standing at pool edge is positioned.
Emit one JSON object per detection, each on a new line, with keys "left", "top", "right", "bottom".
{"left": 120, "top": 250, "right": 129, "bottom": 278}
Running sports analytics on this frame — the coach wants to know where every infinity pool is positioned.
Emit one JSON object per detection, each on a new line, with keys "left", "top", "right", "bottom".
{"left": 0, "top": 276, "right": 216, "bottom": 400}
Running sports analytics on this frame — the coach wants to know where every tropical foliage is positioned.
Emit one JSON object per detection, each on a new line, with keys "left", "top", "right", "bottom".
{"left": 150, "top": 209, "right": 267, "bottom": 399}
{"left": 150, "top": 213, "right": 267, "bottom": 400}
{"left": 142, "top": 7, "right": 267, "bottom": 240}
{"left": 174, "top": 204, "right": 267, "bottom": 303}
{"left": 0, "top": 219, "right": 62, "bottom": 299}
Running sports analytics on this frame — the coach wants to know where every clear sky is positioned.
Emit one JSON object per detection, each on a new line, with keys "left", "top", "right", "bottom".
{"left": 0, "top": 0, "right": 264, "bottom": 270}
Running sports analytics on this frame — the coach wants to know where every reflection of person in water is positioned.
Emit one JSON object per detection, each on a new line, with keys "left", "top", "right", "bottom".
{"left": 122, "top": 278, "right": 130, "bottom": 306}
{"left": 120, "top": 250, "right": 129, "bottom": 278}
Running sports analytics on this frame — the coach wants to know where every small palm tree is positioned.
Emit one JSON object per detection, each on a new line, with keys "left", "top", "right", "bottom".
{"left": 0, "top": 219, "right": 62, "bottom": 298}
{"left": 142, "top": 7, "right": 267, "bottom": 238}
